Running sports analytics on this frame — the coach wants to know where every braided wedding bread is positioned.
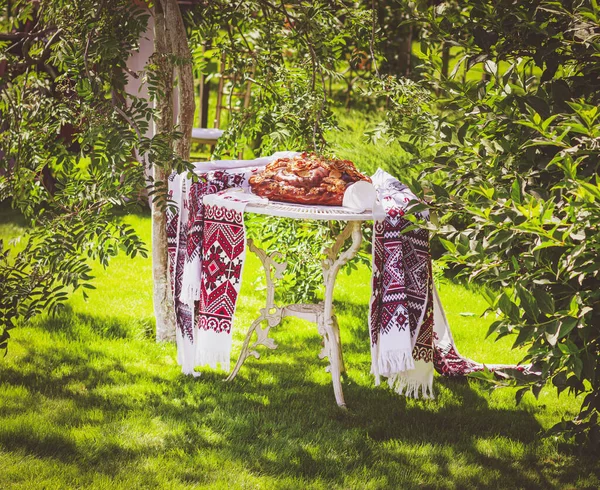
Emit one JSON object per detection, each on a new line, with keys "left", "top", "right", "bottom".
{"left": 249, "top": 152, "right": 371, "bottom": 206}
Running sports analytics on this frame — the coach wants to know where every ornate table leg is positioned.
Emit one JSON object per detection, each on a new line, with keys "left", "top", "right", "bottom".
{"left": 320, "top": 220, "right": 364, "bottom": 408}
{"left": 226, "top": 239, "right": 286, "bottom": 382}
{"left": 227, "top": 240, "right": 323, "bottom": 382}
{"left": 228, "top": 223, "right": 364, "bottom": 410}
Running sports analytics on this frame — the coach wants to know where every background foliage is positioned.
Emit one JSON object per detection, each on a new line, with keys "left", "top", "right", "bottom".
{"left": 0, "top": 0, "right": 160, "bottom": 354}
{"left": 187, "top": 0, "right": 376, "bottom": 302}
{"left": 370, "top": 0, "right": 600, "bottom": 447}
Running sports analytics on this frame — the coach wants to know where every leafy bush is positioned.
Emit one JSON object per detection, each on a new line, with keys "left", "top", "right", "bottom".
{"left": 374, "top": 0, "right": 599, "bottom": 447}
{"left": 0, "top": 1, "right": 188, "bottom": 351}
{"left": 245, "top": 215, "right": 372, "bottom": 304}
{"left": 189, "top": 0, "right": 373, "bottom": 157}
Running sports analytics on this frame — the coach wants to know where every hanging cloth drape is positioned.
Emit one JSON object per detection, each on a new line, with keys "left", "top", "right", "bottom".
{"left": 369, "top": 168, "right": 435, "bottom": 398}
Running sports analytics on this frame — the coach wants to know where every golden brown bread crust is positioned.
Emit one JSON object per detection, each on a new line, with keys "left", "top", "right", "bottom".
{"left": 249, "top": 152, "right": 371, "bottom": 206}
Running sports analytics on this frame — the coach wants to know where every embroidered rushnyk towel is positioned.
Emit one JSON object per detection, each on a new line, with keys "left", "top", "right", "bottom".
{"left": 370, "top": 169, "right": 435, "bottom": 398}
{"left": 167, "top": 168, "right": 250, "bottom": 374}
{"left": 369, "top": 169, "right": 527, "bottom": 398}
{"left": 166, "top": 152, "right": 297, "bottom": 374}
{"left": 196, "top": 189, "right": 268, "bottom": 369}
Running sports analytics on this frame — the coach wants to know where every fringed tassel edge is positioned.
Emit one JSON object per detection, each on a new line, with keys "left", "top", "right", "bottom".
{"left": 176, "top": 328, "right": 201, "bottom": 377}
{"left": 387, "top": 374, "right": 434, "bottom": 400}
{"left": 376, "top": 349, "right": 415, "bottom": 378}
{"left": 195, "top": 350, "right": 231, "bottom": 372}
{"left": 180, "top": 285, "right": 201, "bottom": 307}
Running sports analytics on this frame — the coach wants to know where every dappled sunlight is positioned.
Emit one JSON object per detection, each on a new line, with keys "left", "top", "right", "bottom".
{"left": 1, "top": 210, "right": 597, "bottom": 487}
{"left": 2, "top": 0, "right": 599, "bottom": 486}
{"left": 1, "top": 308, "right": 593, "bottom": 488}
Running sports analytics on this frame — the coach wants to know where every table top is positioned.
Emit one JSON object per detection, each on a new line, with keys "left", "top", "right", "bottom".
{"left": 245, "top": 199, "right": 374, "bottom": 221}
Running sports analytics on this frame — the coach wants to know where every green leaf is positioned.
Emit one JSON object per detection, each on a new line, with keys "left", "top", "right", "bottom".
{"left": 498, "top": 293, "right": 519, "bottom": 322}
{"left": 545, "top": 320, "right": 559, "bottom": 346}
{"left": 515, "top": 387, "right": 529, "bottom": 405}
{"left": 525, "top": 96, "right": 550, "bottom": 119}
{"left": 568, "top": 295, "right": 580, "bottom": 317}
{"left": 480, "top": 288, "right": 497, "bottom": 307}
{"left": 532, "top": 240, "right": 562, "bottom": 251}
{"left": 558, "top": 343, "right": 571, "bottom": 355}
{"left": 438, "top": 238, "right": 457, "bottom": 254}
{"left": 484, "top": 59, "right": 498, "bottom": 76}
{"left": 552, "top": 371, "right": 567, "bottom": 390}
{"left": 533, "top": 288, "right": 555, "bottom": 315}
{"left": 558, "top": 317, "right": 578, "bottom": 340}
{"left": 514, "top": 325, "right": 534, "bottom": 348}
{"left": 511, "top": 179, "right": 522, "bottom": 204}
{"left": 517, "top": 286, "right": 540, "bottom": 322}
{"left": 485, "top": 320, "right": 503, "bottom": 338}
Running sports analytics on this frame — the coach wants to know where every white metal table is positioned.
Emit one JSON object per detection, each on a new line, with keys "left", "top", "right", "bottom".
{"left": 225, "top": 200, "right": 374, "bottom": 408}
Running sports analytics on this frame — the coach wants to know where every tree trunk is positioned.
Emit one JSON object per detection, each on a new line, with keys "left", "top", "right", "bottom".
{"left": 152, "top": 0, "right": 177, "bottom": 342}
{"left": 165, "top": 0, "right": 195, "bottom": 160}
{"left": 152, "top": 0, "right": 194, "bottom": 342}
{"left": 151, "top": 165, "right": 176, "bottom": 342}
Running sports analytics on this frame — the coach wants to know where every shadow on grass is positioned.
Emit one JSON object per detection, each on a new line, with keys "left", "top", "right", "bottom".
{"left": 1, "top": 307, "right": 598, "bottom": 489}
{"left": 0, "top": 200, "right": 27, "bottom": 227}
{"left": 36, "top": 304, "right": 155, "bottom": 341}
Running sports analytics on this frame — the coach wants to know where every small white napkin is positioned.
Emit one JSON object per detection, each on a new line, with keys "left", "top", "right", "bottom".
{"left": 342, "top": 181, "right": 377, "bottom": 212}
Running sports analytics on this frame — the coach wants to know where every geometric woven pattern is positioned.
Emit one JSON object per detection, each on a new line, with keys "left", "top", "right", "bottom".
{"left": 186, "top": 171, "right": 244, "bottom": 264}
{"left": 370, "top": 204, "right": 434, "bottom": 363}
{"left": 197, "top": 204, "right": 246, "bottom": 335}
{"left": 432, "top": 332, "right": 528, "bottom": 377}
{"left": 166, "top": 170, "right": 248, "bottom": 342}
{"left": 433, "top": 343, "right": 484, "bottom": 376}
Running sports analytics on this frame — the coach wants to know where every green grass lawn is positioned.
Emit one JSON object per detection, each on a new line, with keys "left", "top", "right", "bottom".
{"left": 1, "top": 209, "right": 598, "bottom": 489}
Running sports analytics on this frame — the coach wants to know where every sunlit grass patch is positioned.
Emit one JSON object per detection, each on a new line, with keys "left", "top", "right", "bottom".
{"left": 1, "top": 202, "right": 599, "bottom": 488}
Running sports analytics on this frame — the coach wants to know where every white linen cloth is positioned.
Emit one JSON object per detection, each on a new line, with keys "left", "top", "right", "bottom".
{"left": 342, "top": 181, "right": 377, "bottom": 212}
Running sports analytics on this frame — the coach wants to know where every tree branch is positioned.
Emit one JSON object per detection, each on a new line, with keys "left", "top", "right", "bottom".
{"left": 0, "top": 27, "right": 56, "bottom": 41}
{"left": 370, "top": 0, "right": 380, "bottom": 76}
